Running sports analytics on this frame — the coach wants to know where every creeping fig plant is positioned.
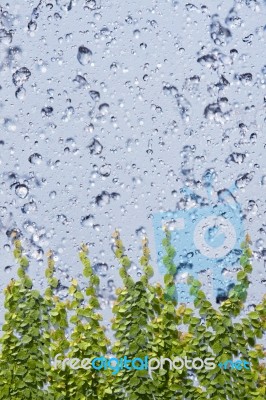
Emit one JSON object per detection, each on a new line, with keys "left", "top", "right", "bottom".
{"left": 0, "top": 233, "right": 264, "bottom": 399}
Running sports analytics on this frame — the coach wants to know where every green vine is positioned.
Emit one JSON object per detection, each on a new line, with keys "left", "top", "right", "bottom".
{"left": 0, "top": 232, "right": 264, "bottom": 399}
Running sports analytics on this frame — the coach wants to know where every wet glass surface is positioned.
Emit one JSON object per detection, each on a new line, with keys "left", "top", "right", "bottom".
{"left": 0, "top": 0, "right": 265, "bottom": 322}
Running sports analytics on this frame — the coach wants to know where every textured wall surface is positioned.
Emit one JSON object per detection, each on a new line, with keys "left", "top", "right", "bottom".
{"left": 0, "top": 0, "right": 265, "bottom": 325}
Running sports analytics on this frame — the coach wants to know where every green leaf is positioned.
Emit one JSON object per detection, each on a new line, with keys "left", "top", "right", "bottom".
{"left": 21, "top": 335, "right": 32, "bottom": 344}
{"left": 17, "top": 267, "right": 25, "bottom": 278}
{"left": 164, "top": 274, "right": 173, "bottom": 285}
{"left": 74, "top": 291, "right": 84, "bottom": 300}
{"left": 237, "top": 271, "right": 246, "bottom": 280}
{"left": 249, "top": 312, "right": 259, "bottom": 320}
{"left": 83, "top": 267, "right": 91, "bottom": 278}
{"left": 244, "top": 263, "right": 252, "bottom": 273}
{"left": 50, "top": 277, "right": 58, "bottom": 288}
{"left": 20, "top": 256, "right": 29, "bottom": 268}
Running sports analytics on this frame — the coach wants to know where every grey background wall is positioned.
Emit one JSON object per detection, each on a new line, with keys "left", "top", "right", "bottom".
{"left": 0, "top": 0, "right": 265, "bottom": 330}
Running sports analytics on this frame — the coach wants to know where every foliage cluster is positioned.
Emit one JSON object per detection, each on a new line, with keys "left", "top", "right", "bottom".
{"left": 0, "top": 232, "right": 265, "bottom": 399}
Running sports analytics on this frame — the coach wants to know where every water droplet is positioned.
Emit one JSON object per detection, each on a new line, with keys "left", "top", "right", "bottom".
{"left": 238, "top": 73, "right": 253, "bottom": 85}
{"left": 4, "top": 118, "right": 17, "bottom": 132}
{"left": 81, "top": 215, "right": 94, "bottom": 227}
{"left": 197, "top": 53, "right": 217, "bottom": 70}
{"left": 0, "top": 29, "right": 12, "bottom": 45}
{"left": 133, "top": 29, "right": 140, "bottom": 39}
{"left": 15, "top": 184, "right": 29, "bottom": 199}
{"left": 90, "top": 90, "right": 100, "bottom": 101}
{"left": 235, "top": 172, "right": 254, "bottom": 189}
{"left": 135, "top": 226, "right": 146, "bottom": 237}
{"left": 93, "top": 263, "right": 108, "bottom": 276}
{"left": 210, "top": 16, "right": 232, "bottom": 46}
{"left": 57, "top": 214, "right": 68, "bottom": 224}
{"left": 111, "top": 192, "right": 120, "bottom": 201}
{"left": 49, "top": 191, "right": 57, "bottom": 199}
{"left": 99, "top": 164, "right": 111, "bottom": 177}
{"left": 95, "top": 191, "right": 110, "bottom": 206}
{"left": 4, "top": 244, "right": 11, "bottom": 252}
{"left": 28, "top": 20, "right": 37, "bottom": 31}
{"left": 5, "top": 265, "right": 12, "bottom": 273}
{"left": 22, "top": 200, "right": 37, "bottom": 214}
{"left": 77, "top": 46, "right": 92, "bottom": 66}
{"left": 217, "top": 189, "right": 238, "bottom": 208}
{"left": 110, "top": 62, "right": 118, "bottom": 72}
{"left": 73, "top": 74, "right": 89, "bottom": 88}
{"left": 84, "top": 0, "right": 98, "bottom": 11}
{"left": 99, "top": 103, "right": 109, "bottom": 115}
{"left": 41, "top": 106, "right": 53, "bottom": 117}
{"left": 15, "top": 87, "right": 26, "bottom": 100}
{"left": 12, "top": 67, "right": 31, "bottom": 87}
{"left": 243, "top": 34, "right": 253, "bottom": 45}
{"left": 7, "top": 46, "right": 22, "bottom": 65}
{"left": 250, "top": 132, "right": 257, "bottom": 144}
{"left": 29, "top": 153, "right": 42, "bottom": 165}
{"left": 226, "top": 152, "right": 246, "bottom": 165}
{"left": 204, "top": 103, "right": 224, "bottom": 123}
{"left": 88, "top": 138, "right": 103, "bottom": 155}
